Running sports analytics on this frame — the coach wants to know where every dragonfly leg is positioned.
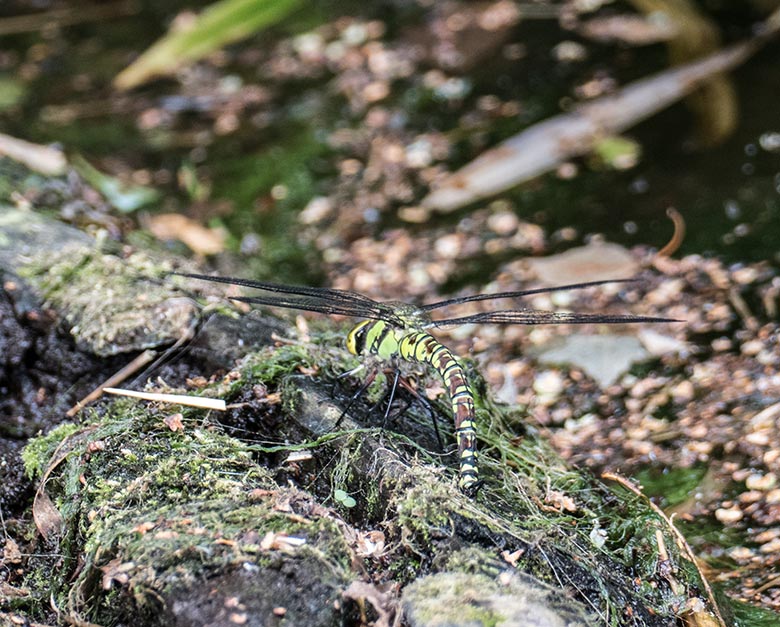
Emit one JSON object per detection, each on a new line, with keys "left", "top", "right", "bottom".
{"left": 382, "top": 369, "right": 401, "bottom": 424}
{"left": 337, "top": 363, "right": 365, "bottom": 379}
{"left": 330, "top": 363, "right": 365, "bottom": 403}
{"left": 335, "top": 367, "right": 377, "bottom": 428}
{"left": 396, "top": 377, "right": 444, "bottom": 451}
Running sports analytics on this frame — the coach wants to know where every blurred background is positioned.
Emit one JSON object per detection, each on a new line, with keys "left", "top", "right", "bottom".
{"left": 1, "top": 0, "right": 778, "bottom": 291}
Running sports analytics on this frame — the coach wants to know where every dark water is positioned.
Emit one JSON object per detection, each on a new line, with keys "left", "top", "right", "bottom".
{"left": 1, "top": 1, "right": 778, "bottom": 273}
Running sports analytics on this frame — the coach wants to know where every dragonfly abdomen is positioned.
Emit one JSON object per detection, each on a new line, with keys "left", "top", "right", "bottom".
{"left": 346, "top": 320, "right": 480, "bottom": 493}
{"left": 399, "top": 332, "right": 480, "bottom": 495}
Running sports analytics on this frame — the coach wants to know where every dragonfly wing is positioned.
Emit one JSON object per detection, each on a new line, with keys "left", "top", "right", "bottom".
{"left": 174, "top": 272, "right": 403, "bottom": 324}
{"left": 432, "top": 309, "right": 678, "bottom": 326}
{"left": 420, "top": 279, "right": 637, "bottom": 311}
{"left": 231, "top": 295, "right": 403, "bottom": 322}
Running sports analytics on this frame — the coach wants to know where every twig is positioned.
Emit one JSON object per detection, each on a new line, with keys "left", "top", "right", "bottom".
{"left": 0, "top": 0, "right": 138, "bottom": 36}
{"left": 66, "top": 349, "right": 157, "bottom": 417}
{"left": 657, "top": 207, "right": 686, "bottom": 257}
{"left": 602, "top": 471, "right": 727, "bottom": 627}
{"left": 102, "top": 387, "right": 226, "bottom": 411}
{"left": 728, "top": 287, "right": 759, "bottom": 331}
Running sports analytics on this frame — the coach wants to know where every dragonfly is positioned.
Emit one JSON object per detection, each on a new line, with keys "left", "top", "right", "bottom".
{"left": 176, "top": 272, "right": 675, "bottom": 495}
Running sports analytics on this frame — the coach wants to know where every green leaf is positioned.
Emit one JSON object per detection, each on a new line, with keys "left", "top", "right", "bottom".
{"left": 334, "top": 489, "right": 356, "bottom": 508}
{"left": 592, "top": 135, "right": 641, "bottom": 170}
{"left": 71, "top": 154, "right": 160, "bottom": 213}
{"left": 115, "top": 0, "right": 303, "bottom": 90}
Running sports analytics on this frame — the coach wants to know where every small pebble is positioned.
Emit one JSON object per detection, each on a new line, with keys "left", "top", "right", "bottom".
{"left": 760, "top": 537, "right": 780, "bottom": 553}
{"left": 767, "top": 489, "right": 780, "bottom": 504}
{"left": 732, "top": 267, "right": 758, "bottom": 284}
{"left": 755, "top": 528, "right": 780, "bottom": 543}
{"left": 715, "top": 506, "right": 744, "bottom": 524}
{"left": 299, "top": 196, "right": 333, "bottom": 224}
{"left": 746, "top": 473, "right": 777, "bottom": 491}
{"left": 745, "top": 432, "right": 770, "bottom": 446}
{"left": 434, "top": 234, "right": 462, "bottom": 259}
{"left": 729, "top": 546, "right": 754, "bottom": 560}
{"left": 670, "top": 380, "right": 695, "bottom": 403}
{"left": 741, "top": 340, "right": 763, "bottom": 356}
{"left": 765, "top": 450, "right": 780, "bottom": 465}
{"left": 533, "top": 370, "right": 565, "bottom": 405}
{"left": 487, "top": 210, "right": 519, "bottom": 236}
{"left": 711, "top": 337, "right": 732, "bottom": 352}
{"left": 739, "top": 490, "right": 763, "bottom": 504}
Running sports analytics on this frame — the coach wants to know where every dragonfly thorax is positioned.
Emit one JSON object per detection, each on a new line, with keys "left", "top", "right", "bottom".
{"left": 345, "top": 302, "right": 432, "bottom": 360}
{"left": 345, "top": 319, "right": 406, "bottom": 360}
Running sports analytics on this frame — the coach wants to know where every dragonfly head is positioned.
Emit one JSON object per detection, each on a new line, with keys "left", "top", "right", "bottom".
{"left": 345, "top": 320, "right": 372, "bottom": 356}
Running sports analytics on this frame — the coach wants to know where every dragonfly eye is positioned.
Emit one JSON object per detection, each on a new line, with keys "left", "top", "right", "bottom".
{"left": 345, "top": 320, "right": 371, "bottom": 355}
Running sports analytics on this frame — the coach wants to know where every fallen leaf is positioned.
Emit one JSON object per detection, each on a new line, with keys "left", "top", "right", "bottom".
{"left": 2, "top": 538, "right": 22, "bottom": 564}
{"left": 527, "top": 242, "right": 639, "bottom": 285}
{"left": 422, "top": 22, "right": 777, "bottom": 212}
{"left": 100, "top": 557, "right": 135, "bottom": 590}
{"left": 0, "top": 582, "right": 30, "bottom": 599}
{"left": 536, "top": 334, "right": 649, "bottom": 387}
{"left": 32, "top": 489, "right": 64, "bottom": 542}
{"left": 164, "top": 412, "right": 185, "bottom": 431}
{"left": 144, "top": 213, "right": 226, "bottom": 256}
{"left": 114, "top": 0, "right": 303, "bottom": 89}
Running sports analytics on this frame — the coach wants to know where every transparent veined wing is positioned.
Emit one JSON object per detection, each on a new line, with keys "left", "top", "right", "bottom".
{"left": 419, "top": 278, "right": 637, "bottom": 311}
{"left": 431, "top": 309, "right": 677, "bottom": 327}
{"left": 173, "top": 272, "right": 405, "bottom": 325}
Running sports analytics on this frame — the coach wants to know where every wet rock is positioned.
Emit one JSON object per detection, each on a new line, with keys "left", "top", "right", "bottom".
{"left": 0, "top": 208, "right": 197, "bottom": 357}
{"left": 535, "top": 333, "right": 650, "bottom": 387}
{"left": 402, "top": 571, "right": 590, "bottom": 627}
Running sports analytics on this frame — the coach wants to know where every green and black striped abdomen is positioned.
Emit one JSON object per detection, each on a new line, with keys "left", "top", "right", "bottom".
{"left": 346, "top": 320, "right": 480, "bottom": 494}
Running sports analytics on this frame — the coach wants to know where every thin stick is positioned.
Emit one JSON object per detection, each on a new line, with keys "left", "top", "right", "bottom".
{"left": 602, "top": 471, "right": 726, "bottom": 627}
{"left": 66, "top": 349, "right": 157, "bottom": 417}
{"left": 0, "top": 0, "right": 138, "bottom": 36}
{"left": 657, "top": 207, "right": 686, "bottom": 257}
{"left": 102, "top": 387, "right": 226, "bottom": 411}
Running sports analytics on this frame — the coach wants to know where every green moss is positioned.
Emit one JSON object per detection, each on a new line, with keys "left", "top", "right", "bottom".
{"left": 19, "top": 246, "right": 193, "bottom": 357}
{"left": 16, "top": 304, "right": 737, "bottom": 625}
{"left": 21, "top": 390, "right": 353, "bottom": 625}
{"left": 394, "top": 469, "right": 459, "bottom": 541}
{"left": 401, "top": 573, "right": 509, "bottom": 627}
{"left": 21, "top": 422, "right": 81, "bottom": 479}
{"left": 241, "top": 342, "right": 323, "bottom": 383}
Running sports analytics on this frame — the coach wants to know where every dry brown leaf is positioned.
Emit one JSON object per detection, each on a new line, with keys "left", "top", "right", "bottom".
{"left": 342, "top": 580, "right": 397, "bottom": 627}
{"left": 355, "top": 530, "right": 387, "bottom": 558}
{"left": 2, "top": 538, "right": 22, "bottom": 564}
{"left": 144, "top": 213, "right": 226, "bottom": 255}
{"left": 34, "top": 425, "right": 98, "bottom": 539}
{"left": 32, "top": 489, "right": 64, "bottom": 541}
{"left": 100, "top": 557, "right": 135, "bottom": 590}
{"left": 0, "top": 581, "right": 30, "bottom": 599}
{"left": 163, "top": 412, "right": 185, "bottom": 431}
{"left": 527, "top": 242, "right": 639, "bottom": 285}
{"left": 544, "top": 489, "right": 578, "bottom": 513}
